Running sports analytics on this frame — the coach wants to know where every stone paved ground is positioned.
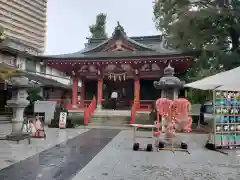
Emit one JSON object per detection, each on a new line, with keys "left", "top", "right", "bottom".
{"left": 72, "top": 130, "right": 240, "bottom": 180}
{"left": 0, "top": 124, "right": 88, "bottom": 170}
{"left": 0, "top": 124, "right": 240, "bottom": 180}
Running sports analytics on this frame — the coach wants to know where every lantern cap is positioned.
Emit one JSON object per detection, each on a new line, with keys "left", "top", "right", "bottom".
{"left": 153, "top": 64, "right": 185, "bottom": 90}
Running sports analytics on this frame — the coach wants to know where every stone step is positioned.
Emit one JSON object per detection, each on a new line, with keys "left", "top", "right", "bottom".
{"left": 89, "top": 110, "right": 131, "bottom": 127}
{"left": 90, "top": 119, "right": 129, "bottom": 124}
{"left": 68, "top": 109, "right": 153, "bottom": 126}
{"left": 83, "top": 125, "right": 132, "bottom": 129}
{"left": 0, "top": 115, "right": 11, "bottom": 124}
{"left": 0, "top": 121, "right": 11, "bottom": 124}
{"left": 93, "top": 110, "right": 131, "bottom": 116}
{"left": 134, "top": 112, "right": 152, "bottom": 124}
{"left": 91, "top": 114, "right": 130, "bottom": 120}
{"left": 88, "top": 122, "right": 130, "bottom": 127}
{"left": 90, "top": 116, "right": 129, "bottom": 123}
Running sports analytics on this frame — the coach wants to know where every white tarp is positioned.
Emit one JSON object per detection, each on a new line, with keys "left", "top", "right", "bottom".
{"left": 184, "top": 66, "right": 240, "bottom": 91}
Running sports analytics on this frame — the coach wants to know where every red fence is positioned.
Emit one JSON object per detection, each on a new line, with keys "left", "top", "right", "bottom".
{"left": 130, "top": 100, "right": 154, "bottom": 124}
{"left": 130, "top": 99, "right": 137, "bottom": 124}
{"left": 131, "top": 100, "right": 154, "bottom": 111}
{"left": 46, "top": 98, "right": 96, "bottom": 125}
{"left": 83, "top": 97, "right": 97, "bottom": 125}
{"left": 47, "top": 98, "right": 154, "bottom": 125}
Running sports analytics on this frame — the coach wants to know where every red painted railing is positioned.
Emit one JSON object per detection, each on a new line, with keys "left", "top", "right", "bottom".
{"left": 130, "top": 99, "right": 137, "bottom": 124}
{"left": 130, "top": 100, "right": 155, "bottom": 124}
{"left": 84, "top": 97, "right": 97, "bottom": 125}
{"left": 131, "top": 100, "right": 154, "bottom": 111}
{"left": 81, "top": 100, "right": 92, "bottom": 108}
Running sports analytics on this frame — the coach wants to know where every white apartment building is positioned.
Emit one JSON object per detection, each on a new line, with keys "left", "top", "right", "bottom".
{"left": 0, "top": 0, "right": 47, "bottom": 54}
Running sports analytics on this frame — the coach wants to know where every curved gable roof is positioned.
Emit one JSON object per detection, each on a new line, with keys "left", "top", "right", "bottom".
{"left": 43, "top": 22, "right": 184, "bottom": 59}
{"left": 82, "top": 22, "right": 155, "bottom": 53}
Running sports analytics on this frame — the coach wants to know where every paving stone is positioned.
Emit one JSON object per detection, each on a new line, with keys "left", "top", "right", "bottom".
{"left": 0, "top": 128, "right": 120, "bottom": 180}
{"left": 72, "top": 130, "right": 240, "bottom": 180}
{"left": 0, "top": 124, "right": 88, "bottom": 170}
{"left": 0, "top": 124, "right": 240, "bottom": 180}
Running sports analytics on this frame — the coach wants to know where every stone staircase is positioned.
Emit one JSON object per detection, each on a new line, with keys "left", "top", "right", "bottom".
{"left": 135, "top": 111, "right": 152, "bottom": 124}
{"left": 0, "top": 115, "right": 11, "bottom": 124}
{"left": 89, "top": 110, "right": 131, "bottom": 126}
{"left": 88, "top": 110, "right": 152, "bottom": 127}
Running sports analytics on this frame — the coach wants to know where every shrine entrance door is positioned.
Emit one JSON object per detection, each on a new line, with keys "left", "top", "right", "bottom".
{"left": 103, "top": 80, "right": 134, "bottom": 109}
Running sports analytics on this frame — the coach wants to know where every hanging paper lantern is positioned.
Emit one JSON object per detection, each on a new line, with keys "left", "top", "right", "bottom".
{"left": 155, "top": 98, "right": 172, "bottom": 116}
{"left": 155, "top": 97, "right": 193, "bottom": 136}
{"left": 172, "top": 98, "right": 191, "bottom": 121}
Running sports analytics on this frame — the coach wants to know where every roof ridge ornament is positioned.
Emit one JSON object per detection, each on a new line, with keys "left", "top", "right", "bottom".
{"left": 164, "top": 63, "right": 174, "bottom": 76}
{"left": 112, "top": 21, "right": 126, "bottom": 37}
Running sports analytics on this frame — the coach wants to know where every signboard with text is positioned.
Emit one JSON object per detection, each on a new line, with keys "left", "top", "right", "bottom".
{"left": 59, "top": 111, "right": 67, "bottom": 129}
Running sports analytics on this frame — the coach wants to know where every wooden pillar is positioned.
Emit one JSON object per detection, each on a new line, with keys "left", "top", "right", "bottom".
{"left": 72, "top": 76, "right": 79, "bottom": 105}
{"left": 80, "top": 78, "right": 85, "bottom": 104}
{"left": 97, "top": 78, "right": 103, "bottom": 109}
{"left": 134, "top": 77, "right": 140, "bottom": 102}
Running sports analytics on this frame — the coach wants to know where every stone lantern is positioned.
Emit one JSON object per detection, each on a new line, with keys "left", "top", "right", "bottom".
{"left": 153, "top": 64, "right": 185, "bottom": 99}
{"left": 153, "top": 64, "right": 185, "bottom": 132}
{"left": 6, "top": 76, "right": 33, "bottom": 138}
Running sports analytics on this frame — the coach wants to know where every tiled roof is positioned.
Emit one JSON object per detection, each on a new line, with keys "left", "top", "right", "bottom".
{"left": 42, "top": 22, "right": 184, "bottom": 60}
{"left": 22, "top": 72, "right": 71, "bottom": 89}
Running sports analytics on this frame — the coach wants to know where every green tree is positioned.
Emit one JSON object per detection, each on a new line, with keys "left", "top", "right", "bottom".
{"left": 153, "top": 0, "right": 240, "bottom": 103}
{"left": 27, "top": 87, "right": 43, "bottom": 104}
{"left": 24, "top": 87, "right": 43, "bottom": 115}
{"left": 89, "top": 13, "right": 108, "bottom": 39}
{"left": 153, "top": 0, "right": 240, "bottom": 72}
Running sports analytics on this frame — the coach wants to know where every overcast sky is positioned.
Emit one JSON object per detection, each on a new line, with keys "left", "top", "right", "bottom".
{"left": 46, "top": 0, "right": 158, "bottom": 55}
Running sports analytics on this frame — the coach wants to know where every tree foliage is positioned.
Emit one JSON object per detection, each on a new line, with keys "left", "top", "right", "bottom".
{"left": 153, "top": 0, "right": 240, "bottom": 103}
{"left": 89, "top": 13, "right": 108, "bottom": 39}
{"left": 27, "top": 87, "right": 43, "bottom": 104}
{"left": 153, "top": 0, "right": 240, "bottom": 72}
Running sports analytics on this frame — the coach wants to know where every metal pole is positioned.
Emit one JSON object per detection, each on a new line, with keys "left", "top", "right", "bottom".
{"left": 213, "top": 89, "right": 216, "bottom": 146}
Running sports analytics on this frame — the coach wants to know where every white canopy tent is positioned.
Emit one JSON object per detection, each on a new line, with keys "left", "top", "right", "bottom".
{"left": 184, "top": 66, "right": 240, "bottom": 91}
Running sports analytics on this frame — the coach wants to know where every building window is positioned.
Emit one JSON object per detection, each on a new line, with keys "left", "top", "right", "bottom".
{"left": 40, "top": 64, "right": 46, "bottom": 74}
{"left": 25, "top": 58, "right": 36, "bottom": 72}
{"left": 1, "top": 54, "right": 16, "bottom": 67}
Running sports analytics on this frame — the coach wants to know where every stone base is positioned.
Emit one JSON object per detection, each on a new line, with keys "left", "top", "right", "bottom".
{"left": 5, "top": 132, "right": 31, "bottom": 144}
{"left": 11, "top": 121, "right": 24, "bottom": 133}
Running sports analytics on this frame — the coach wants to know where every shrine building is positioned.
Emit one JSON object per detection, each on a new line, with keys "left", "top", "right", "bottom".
{"left": 41, "top": 23, "right": 194, "bottom": 112}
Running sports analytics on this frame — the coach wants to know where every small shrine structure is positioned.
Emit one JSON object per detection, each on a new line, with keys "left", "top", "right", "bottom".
{"left": 41, "top": 22, "right": 194, "bottom": 111}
